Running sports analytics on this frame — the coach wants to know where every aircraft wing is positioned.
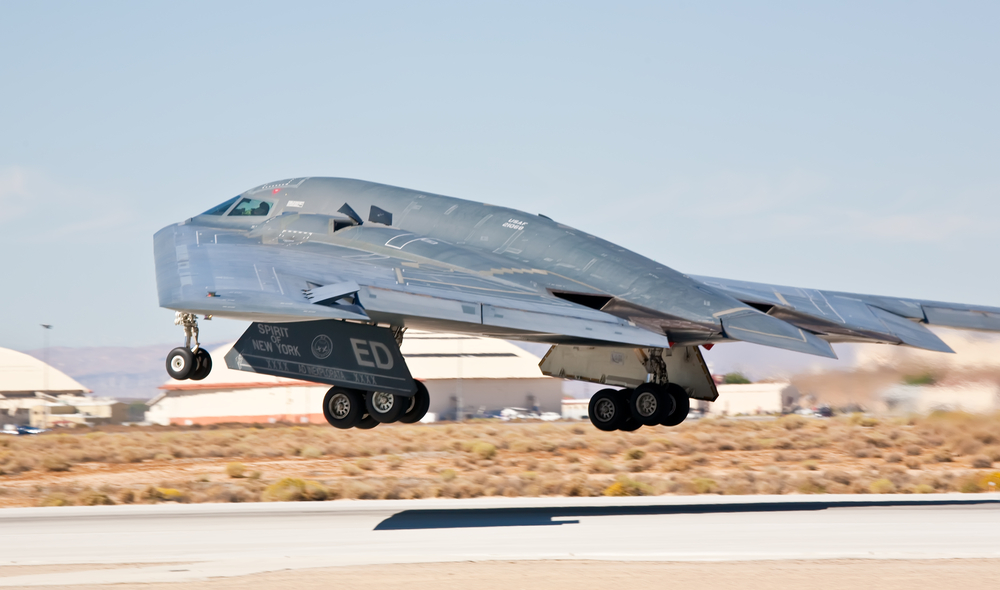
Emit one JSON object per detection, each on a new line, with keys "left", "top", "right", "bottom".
{"left": 155, "top": 222, "right": 671, "bottom": 348}
{"left": 692, "top": 274, "right": 1000, "bottom": 353}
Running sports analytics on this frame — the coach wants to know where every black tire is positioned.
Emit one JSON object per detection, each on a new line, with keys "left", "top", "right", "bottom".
{"left": 588, "top": 388, "right": 627, "bottom": 431}
{"left": 366, "top": 390, "right": 407, "bottom": 423}
{"left": 189, "top": 348, "right": 212, "bottom": 381}
{"left": 630, "top": 383, "right": 675, "bottom": 426}
{"left": 166, "top": 347, "right": 196, "bottom": 380}
{"left": 398, "top": 381, "right": 430, "bottom": 424}
{"left": 618, "top": 417, "right": 642, "bottom": 431}
{"left": 355, "top": 414, "right": 379, "bottom": 429}
{"left": 322, "top": 387, "right": 364, "bottom": 429}
{"left": 660, "top": 383, "right": 690, "bottom": 427}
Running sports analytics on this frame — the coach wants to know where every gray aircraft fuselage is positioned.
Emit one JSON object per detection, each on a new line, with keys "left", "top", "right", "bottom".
{"left": 155, "top": 177, "right": 1000, "bottom": 359}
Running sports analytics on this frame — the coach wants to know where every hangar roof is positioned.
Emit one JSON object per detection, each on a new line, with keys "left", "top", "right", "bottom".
{"left": 0, "top": 347, "right": 90, "bottom": 396}
{"left": 159, "top": 331, "right": 548, "bottom": 392}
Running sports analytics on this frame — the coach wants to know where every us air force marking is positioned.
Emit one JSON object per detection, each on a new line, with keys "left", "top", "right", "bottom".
{"left": 224, "top": 321, "right": 416, "bottom": 395}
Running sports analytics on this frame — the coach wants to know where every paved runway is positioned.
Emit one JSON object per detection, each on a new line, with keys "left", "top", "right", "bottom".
{"left": 0, "top": 494, "right": 998, "bottom": 587}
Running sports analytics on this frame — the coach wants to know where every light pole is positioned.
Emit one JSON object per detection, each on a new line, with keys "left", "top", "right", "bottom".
{"left": 40, "top": 324, "right": 52, "bottom": 429}
{"left": 40, "top": 324, "right": 52, "bottom": 393}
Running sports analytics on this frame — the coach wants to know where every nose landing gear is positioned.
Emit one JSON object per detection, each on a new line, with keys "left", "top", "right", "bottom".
{"left": 165, "top": 312, "right": 213, "bottom": 381}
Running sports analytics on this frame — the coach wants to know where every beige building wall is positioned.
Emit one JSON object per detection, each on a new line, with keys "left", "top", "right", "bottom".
{"left": 149, "top": 378, "right": 564, "bottom": 425}
{"left": 855, "top": 327, "right": 1000, "bottom": 371}
{"left": 28, "top": 401, "right": 129, "bottom": 428}
{"left": 881, "top": 383, "right": 1000, "bottom": 414}
{"left": 703, "top": 383, "right": 799, "bottom": 416}
{"left": 424, "top": 378, "right": 564, "bottom": 420}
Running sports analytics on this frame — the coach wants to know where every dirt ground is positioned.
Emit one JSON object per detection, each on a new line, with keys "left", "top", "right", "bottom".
{"left": 1, "top": 559, "right": 998, "bottom": 590}
{"left": 2, "top": 414, "right": 1000, "bottom": 507}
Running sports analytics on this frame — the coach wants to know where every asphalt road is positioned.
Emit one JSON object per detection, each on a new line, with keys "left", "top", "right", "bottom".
{"left": 0, "top": 494, "right": 998, "bottom": 587}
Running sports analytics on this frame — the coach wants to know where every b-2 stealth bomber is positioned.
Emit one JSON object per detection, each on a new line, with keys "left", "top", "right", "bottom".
{"left": 154, "top": 177, "right": 1000, "bottom": 431}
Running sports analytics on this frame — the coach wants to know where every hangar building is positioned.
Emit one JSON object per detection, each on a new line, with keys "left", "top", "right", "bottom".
{"left": 700, "top": 382, "right": 800, "bottom": 416}
{"left": 148, "top": 332, "right": 562, "bottom": 425}
{"left": 0, "top": 347, "right": 126, "bottom": 427}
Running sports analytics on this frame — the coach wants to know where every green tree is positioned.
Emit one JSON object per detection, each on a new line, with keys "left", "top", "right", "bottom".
{"left": 722, "top": 372, "right": 751, "bottom": 384}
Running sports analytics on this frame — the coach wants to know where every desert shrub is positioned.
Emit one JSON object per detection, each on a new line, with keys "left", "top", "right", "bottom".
{"left": 603, "top": 475, "right": 652, "bottom": 496}
{"left": 691, "top": 477, "right": 718, "bottom": 494}
{"left": 225, "top": 462, "right": 246, "bottom": 478}
{"left": 627, "top": 457, "right": 654, "bottom": 473}
{"left": 663, "top": 458, "right": 691, "bottom": 472}
{"left": 912, "top": 484, "right": 935, "bottom": 494}
{"left": 203, "top": 484, "right": 258, "bottom": 503}
{"left": 466, "top": 441, "right": 497, "bottom": 460}
{"left": 355, "top": 458, "right": 375, "bottom": 471}
{"left": 869, "top": 478, "right": 896, "bottom": 494}
{"left": 780, "top": 415, "right": 807, "bottom": 431}
{"left": 116, "top": 447, "right": 152, "bottom": 464}
{"left": 952, "top": 439, "right": 984, "bottom": 457}
{"left": 39, "top": 493, "right": 72, "bottom": 507}
{"left": 386, "top": 455, "right": 403, "bottom": 470}
{"left": 78, "top": 490, "right": 115, "bottom": 506}
{"left": 905, "top": 445, "right": 922, "bottom": 456}
{"left": 959, "top": 477, "right": 984, "bottom": 493}
{"left": 971, "top": 455, "right": 993, "bottom": 469}
{"left": 144, "top": 487, "right": 186, "bottom": 502}
{"left": 118, "top": 489, "right": 136, "bottom": 504}
{"left": 673, "top": 441, "right": 697, "bottom": 455}
{"left": 263, "top": 478, "right": 328, "bottom": 502}
{"left": 509, "top": 440, "right": 536, "bottom": 453}
{"left": 905, "top": 458, "right": 922, "bottom": 470}
{"left": 933, "top": 450, "right": 953, "bottom": 463}
{"left": 589, "top": 459, "right": 616, "bottom": 474}
{"left": 825, "top": 470, "right": 851, "bottom": 485}
{"left": 717, "top": 441, "right": 736, "bottom": 451}
{"left": 690, "top": 453, "right": 710, "bottom": 465}
{"left": 42, "top": 455, "right": 71, "bottom": 472}
{"left": 440, "top": 469, "right": 457, "bottom": 481}
{"left": 625, "top": 448, "right": 646, "bottom": 460}
{"left": 299, "top": 446, "right": 323, "bottom": 458}
{"left": 803, "top": 460, "right": 819, "bottom": 471}
{"left": 885, "top": 453, "right": 903, "bottom": 464}
{"left": 796, "top": 476, "right": 827, "bottom": 494}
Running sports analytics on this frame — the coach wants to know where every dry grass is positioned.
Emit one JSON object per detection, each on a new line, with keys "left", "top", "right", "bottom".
{"left": 2, "top": 412, "right": 1000, "bottom": 507}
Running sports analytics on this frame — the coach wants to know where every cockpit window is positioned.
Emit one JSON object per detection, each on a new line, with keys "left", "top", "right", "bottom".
{"left": 201, "top": 196, "right": 239, "bottom": 216}
{"left": 227, "top": 198, "right": 273, "bottom": 217}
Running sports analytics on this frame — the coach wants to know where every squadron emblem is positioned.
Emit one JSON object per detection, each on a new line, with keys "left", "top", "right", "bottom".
{"left": 311, "top": 334, "right": 334, "bottom": 360}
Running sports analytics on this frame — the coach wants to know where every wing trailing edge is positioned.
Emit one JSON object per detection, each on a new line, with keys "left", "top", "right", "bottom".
{"left": 718, "top": 310, "right": 838, "bottom": 359}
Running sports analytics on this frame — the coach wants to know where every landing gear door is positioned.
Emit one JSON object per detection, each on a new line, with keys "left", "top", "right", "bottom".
{"left": 224, "top": 320, "right": 417, "bottom": 395}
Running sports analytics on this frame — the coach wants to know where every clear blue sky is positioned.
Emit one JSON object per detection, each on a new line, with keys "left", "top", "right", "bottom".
{"left": 2, "top": 1, "right": 999, "bottom": 352}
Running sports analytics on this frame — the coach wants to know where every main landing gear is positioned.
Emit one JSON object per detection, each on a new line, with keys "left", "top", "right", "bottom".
{"left": 165, "top": 312, "right": 213, "bottom": 381}
{"left": 323, "top": 380, "right": 430, "bottom": 430}
{"left": 587, "top": 383, "right": 691, "bottom": 432}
